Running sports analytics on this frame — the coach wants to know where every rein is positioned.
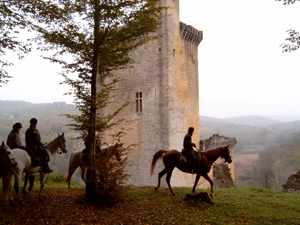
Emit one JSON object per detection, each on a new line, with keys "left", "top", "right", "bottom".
{"left": 45, "top": 135, "right": 61, "bottom": 155}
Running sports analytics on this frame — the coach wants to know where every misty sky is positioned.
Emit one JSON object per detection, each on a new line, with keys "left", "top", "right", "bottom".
{"left": 1, "top": 0, "right": 300, "bottom": 118}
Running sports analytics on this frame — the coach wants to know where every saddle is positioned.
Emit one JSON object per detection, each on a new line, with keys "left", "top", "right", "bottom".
{"left": 180, "top": 148, "right": 201, "bottom": 167}
{"left": 25, "top": 147, "right": 43, "bottom": 167}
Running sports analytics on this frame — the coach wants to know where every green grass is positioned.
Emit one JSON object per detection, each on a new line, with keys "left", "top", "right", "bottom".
{"left": 0, "top": 181, "right": 299, "bottom": 225}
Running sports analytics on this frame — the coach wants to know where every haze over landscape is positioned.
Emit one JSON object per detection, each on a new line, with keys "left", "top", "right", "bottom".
{"left": 0, "top": 0, "right": 300, "bottom": 119}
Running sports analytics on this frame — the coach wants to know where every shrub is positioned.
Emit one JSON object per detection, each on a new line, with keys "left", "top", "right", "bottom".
{"left": 46, "top": 173, "right": 65, "bottom": 183}
{"left": 87, "top": 143, "right": 130, "bottom": 205}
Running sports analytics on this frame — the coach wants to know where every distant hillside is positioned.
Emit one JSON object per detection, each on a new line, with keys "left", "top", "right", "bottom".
{"left": 0, "top": 100, "right": 79, "bottom": 138}
{"left": 265, "top": 115, "right": 300, "bottom": 122}
{"left": 201, "top": 115, "right": 279, "bottom": 127}
{"left": 200, "top": 115, "right": 300, "bottom": 152}
{"left": 268, "top": 120, "right": 300, "bottom": 131}
{"left": 200, "top": 115, "right": 226, "bottom": 123}
{"left": 223, "top": 115, "right": 278, "bottom": 127}
{"left": 201, "top": 115, "right": 300, "bottom": 131}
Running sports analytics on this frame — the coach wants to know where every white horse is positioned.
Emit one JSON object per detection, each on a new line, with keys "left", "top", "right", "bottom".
{"left": 0, "top": 133, "right": 67, "bottom": 206}
{"left": 64, "top": 144, "right": 122, "bottom": 188}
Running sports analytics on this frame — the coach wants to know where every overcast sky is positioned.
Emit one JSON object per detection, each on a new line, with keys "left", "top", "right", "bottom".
{"left": 1, "top": 0, "right": 300, "bottom": 118}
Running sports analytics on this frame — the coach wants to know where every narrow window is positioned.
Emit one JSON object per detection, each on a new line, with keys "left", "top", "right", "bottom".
{"left": 136, "top": 92, "right": 142, "bottom": 113}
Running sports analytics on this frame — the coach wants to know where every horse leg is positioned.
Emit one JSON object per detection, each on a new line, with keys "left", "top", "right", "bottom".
{"left": 202, "top": 173, "right": 214, "bottom": 198}
{"left": 2, "top": 168, "right": 14, "bottom": 205}
{"left": 14, "top": 174, "right": 25, "bottom": 206}
{"left": 29, "top": 175, "right": 35, "bottom": 191}
{"left": 39, "top": 173, "right": 47, "bottom": 201}
{"left": 66, "top": 161, "right": 79, "bottom": 188}
{"left": 80, "top": 167, "right": 87, "bottom": 184}
{"left": 68, "top": 164, "right": 80, "bottom": 188}
{"left": 165, "top": 168, "right": 176, "bottom": 196}
{"left": 155, "top": 169, "right": 167, "bottom": 192}
{"left": 192, "top": 173, "right": 202, "bottom": 193}
{"left": 22, "top": 174, "right": 29, "bottom": 194}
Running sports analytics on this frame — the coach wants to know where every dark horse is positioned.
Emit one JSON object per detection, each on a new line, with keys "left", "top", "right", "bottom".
{"left": 150, "top": 145, "right": 232, "bottom": 197}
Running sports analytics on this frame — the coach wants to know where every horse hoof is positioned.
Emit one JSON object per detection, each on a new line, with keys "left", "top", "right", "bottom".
{"left": 155, "top": 187, "right": 159, "bottom": 191}
{"left": 210, "top": 193, "right": 214, "bottom": 198}
{"left": 172, "top": 192, "right": 176, "bottom": 196}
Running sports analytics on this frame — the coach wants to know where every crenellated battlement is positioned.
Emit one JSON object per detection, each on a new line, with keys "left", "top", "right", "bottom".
{"left": 180, "top": 22, "right": 203, "bottom": 46}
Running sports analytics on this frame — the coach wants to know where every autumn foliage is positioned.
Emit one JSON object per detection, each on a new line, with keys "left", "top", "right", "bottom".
{"left": 88, "top": 143, "right": 130, "bottom": 205}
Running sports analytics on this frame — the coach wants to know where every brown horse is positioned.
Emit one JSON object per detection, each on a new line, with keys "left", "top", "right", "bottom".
{"left": 150, "top": 145, "right": 232, "bottom": 197}
{"left": 64, "top": 143, "right": 122, "bottom": 188}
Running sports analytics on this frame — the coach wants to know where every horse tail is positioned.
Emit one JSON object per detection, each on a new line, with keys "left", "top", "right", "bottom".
{"left": 150, "top": 150, "right": 167, "bottom": 177}
{"left": 64, "top": 152, "right": 73, "bottom": 184}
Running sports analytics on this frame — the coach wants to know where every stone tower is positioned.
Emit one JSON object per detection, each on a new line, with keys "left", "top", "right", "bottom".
{"left": 100, "top": 0, "right": 203, "bottom": 187}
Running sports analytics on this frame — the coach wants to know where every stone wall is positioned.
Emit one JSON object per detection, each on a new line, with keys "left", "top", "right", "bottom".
{"left": 282, "top": 170, "right": 300, "bottom": 194}
{"left": 213, "top": 164, "right": 235, "bottom": 188}
{"left": 202, "top": 134, "right": 237, "bottom": 187}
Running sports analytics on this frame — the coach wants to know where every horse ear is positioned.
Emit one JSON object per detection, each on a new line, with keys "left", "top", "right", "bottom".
{"left": 227, "top": 144, "right": 230, "bottom": 148}
{"left": 2, "top": 141, "right": 5, "bottom": 147}
{"left": 62, "top": 133, "right": 64, "bottom": 137}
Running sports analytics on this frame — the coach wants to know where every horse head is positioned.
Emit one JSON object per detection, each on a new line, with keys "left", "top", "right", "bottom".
{"left": 57, "top": 133, "right": 68, "bottom": 154}
{"left": 114, "top": 143, "right": 123, "bottom": 161}
{"left": 98, "top": 143, "right": 123, "bottom": 161}
{"left": 221, "top": 144, "right": 232, "bottom": 163}
{"left": 0, "top": 141, "right": 12, "bottom": 168}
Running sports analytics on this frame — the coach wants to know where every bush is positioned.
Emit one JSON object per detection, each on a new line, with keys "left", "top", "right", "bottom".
{"left": 46, "top": 173, "right": 65, "bottom": 183}
{"left": 87, "top": 143, "right": 130, "bottom": 205}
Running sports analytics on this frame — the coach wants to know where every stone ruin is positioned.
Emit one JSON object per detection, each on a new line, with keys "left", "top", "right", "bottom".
{"left": 213, "top": 164, "right": 235, "bottom": 188}
{"left": 201, "top": 134, "right": 237, "bottom": 188}
{"left": 282, "top": 170, "right": 300, "bottom": 194}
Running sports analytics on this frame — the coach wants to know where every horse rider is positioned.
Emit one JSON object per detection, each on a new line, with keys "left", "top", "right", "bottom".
{"left": 6, "top": 122, "right": 25, "bottom": 150}
{"left": 25, "top": 118, "right": 53, "bottom": 174}
{"left": 183, "top": 127, "right": 197, "bottom": 173}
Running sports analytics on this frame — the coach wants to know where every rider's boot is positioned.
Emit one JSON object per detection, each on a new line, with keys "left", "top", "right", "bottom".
{"left": 43, "top": 164, "right": 53, "bottom": 174}
{"left": 43, "top": 159, "right": 53, "bottom": 174}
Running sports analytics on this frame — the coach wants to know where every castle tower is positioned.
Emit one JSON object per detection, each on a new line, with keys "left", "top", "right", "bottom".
{"left": 100, "top": 0, "right": 203, "bottom": 187}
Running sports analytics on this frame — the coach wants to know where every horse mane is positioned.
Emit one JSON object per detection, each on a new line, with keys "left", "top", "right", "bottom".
{"left": 202, "top": 146, "right": 220, "bottom": 156}
{"left": 202, "top": 145, "right": 229, "bottom": 158}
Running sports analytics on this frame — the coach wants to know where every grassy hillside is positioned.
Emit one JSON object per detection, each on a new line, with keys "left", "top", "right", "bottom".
{"left": 0, "top": 182, "right": 299, "bottom": 224}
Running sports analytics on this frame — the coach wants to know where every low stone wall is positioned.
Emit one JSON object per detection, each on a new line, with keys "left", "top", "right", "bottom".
{"left": 282, "top": 170, "right": 300, "bottom": 194}
{"left": 213, "top": 164, "right": 235, "bottom": 188}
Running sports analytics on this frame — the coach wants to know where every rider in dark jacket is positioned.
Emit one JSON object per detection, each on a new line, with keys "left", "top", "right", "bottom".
{"left": 25, "top": 118, "right": 53, "bottom": 174}
{"left": 183, "top": 127, "right": 197, "bottom": 173}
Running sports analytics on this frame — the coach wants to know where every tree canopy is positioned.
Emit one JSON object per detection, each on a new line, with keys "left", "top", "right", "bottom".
{"left": 0, "top": 0, "right": 33, "bottom": 86}
{"left": 27, "top": 0, "right": 165, "bottom": 197}
{"left": 276, "top": 0, "right": 300, "bottom": 52}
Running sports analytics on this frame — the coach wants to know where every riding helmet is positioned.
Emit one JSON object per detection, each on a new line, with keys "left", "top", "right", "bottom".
{"left": 13, "top": 122, "right": 22, "bottom": 130}
{"left": 30, "top": 118, "right": 38, "bottom": 125}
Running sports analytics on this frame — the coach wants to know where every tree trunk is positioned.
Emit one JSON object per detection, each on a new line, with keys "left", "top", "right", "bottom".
{"left": 183, "top": 192, "right": 213, "bottom": 204}
{"left": 85, "top": 0, "right": 100, "bottom": 197}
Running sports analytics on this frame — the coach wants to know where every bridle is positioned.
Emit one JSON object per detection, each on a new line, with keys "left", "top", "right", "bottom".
{"left": 57, "top": 135, "right": 67, "bottom": 154}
